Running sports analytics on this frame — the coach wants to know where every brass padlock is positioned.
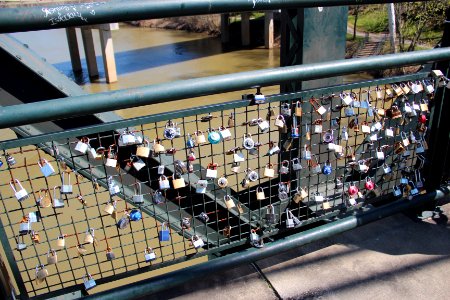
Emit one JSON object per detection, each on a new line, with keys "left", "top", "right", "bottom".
{"left": 47, "top": 249, "right": 58, "bottom": 264}
{"left": 31, "top": 231, "right": 40, "bottom": 243}
{"left": 35, "top": 264, "right": 48, "bottom": 283}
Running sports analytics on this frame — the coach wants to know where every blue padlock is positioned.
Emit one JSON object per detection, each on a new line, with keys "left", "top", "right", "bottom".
{"left": 0, "top": 158, "right": 3, "bottom": 167}
{"left": 186, "top": 134, "right": 195, "bottom": 148}
{"left": 129, "top": 209, "right": 142, "bottom": 221}
{"left": 159, "top": 222, "right": 170, "bottom": 242}
{"left": 208, "top": 129, "right": 221, "bottom": 144}
{"left": 322, "top": 161, "right": 332, "bottom": 175}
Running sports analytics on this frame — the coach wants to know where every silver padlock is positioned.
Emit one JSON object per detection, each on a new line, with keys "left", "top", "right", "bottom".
{"left": 314, "top": 192, "right": 324, "bottom": 202}
{"left": 74, "top": 137, "right": 90, "bottom": 154}
{"left": 53, "top": 186, "right": 64, "bottom": 208}
{"left": 10, "top": 179, "right": 28, "bottom": 202}
{"left": 38, "top": 158, "right": 55, "bottom": 177}
{"left": 409, "top": 181, "right": 419, "bottom": 196}
{"left": 242, "top": 134, "right": 255, "bottom": 150}
{"left": 120, "top": 130, "right": 136, "bottom": 146}
{"left": 302, "top": 145, "right": 311, "bottom": 160}
{"left": 106, "top": 247, "right": 115, "bottom": 261}
{"left": 292, "top": 158, "right": 302, "bottom": 171}
{"left": 278, "top": 183, "right": 289, "bottom": 200}
{"left": 131, "top": 155, "right": 146, "bottom": 171}
{"left": 246, "top": 168, "right": 259, "bottom": 182}
{"left": 144, "top": 248, "right": 156, "bottom": 262}
{"left": 192, "top": 235, "right": 205, "bottom": 249}
{"left": 196, "top": 180, "right": 208, "bottom": 194}
{"left": 219, "top": 126, "right": 232, "bottom": 141}
{"left": 249, "top": 229, "right": 263, "bottom": 248}
{"left": 341, "top": 126, "right": 348, "bottom": 141}
{"left": 257, "top": 118, "right": 270, "bottom": 133}
{"left": 133, "top": 182, "right": 144, "bottom": 204}
{"left": 105, "top": 145, "right": 118, "bottom": 168}
{"left": 61, "top": 172, "right": 73, "bottom": 194}
{"left": 17, "top": 236, "right": 27, "bottom": 251}
{"left": 340, "top": 92, "right": 354, "bottom": 105}
{"left": 108, "top": 176, "right": 120, "bottom": 196}
{"left": 163, "top": 120, "right": 178, "bottom": 140}
{"left": 393, "top": 186, "right": 402, "bottom": 197}
{"left": 279, "top": 160, "right": 290, "bottom": 174}
{"left": 206, "top": 163, "right": 218, "bottom": 179}
{"left": 83, "top": 274, "right": 96, "bottom": 291}
{"left": 280, "top": 103, "right": 292, "bottom": 116}
{"left": 19, "top": 220, "right": 31, "bottom": 235}
{"left": 268, "top": 142, "right": 280, "bottom": 156}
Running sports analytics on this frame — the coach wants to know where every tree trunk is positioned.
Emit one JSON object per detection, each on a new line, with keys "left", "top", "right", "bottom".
{"left": 353, "top": 6, "right": 359, "bottom": 40}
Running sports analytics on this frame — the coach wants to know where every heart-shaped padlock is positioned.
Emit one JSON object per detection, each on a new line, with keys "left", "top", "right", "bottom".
{"left": 348, "top": 183, "right": 359, "bottom": 196}
{"left": 365, "top": 177, "right": 375, "bottom": 190}
{"left": 208, "top": 129, "right": 221, "bottom": 144}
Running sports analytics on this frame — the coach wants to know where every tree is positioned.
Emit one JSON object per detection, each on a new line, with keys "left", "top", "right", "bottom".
{"left": 394, "top": 1, "right": 447, "bottom": 52}
{"left": 351, "top": 5, "right": 362, "bottom": 40}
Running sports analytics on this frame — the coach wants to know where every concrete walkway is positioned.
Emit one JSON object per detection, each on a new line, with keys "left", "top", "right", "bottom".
{"left": 151, "top": 201, "right": 450, "bottom": 300}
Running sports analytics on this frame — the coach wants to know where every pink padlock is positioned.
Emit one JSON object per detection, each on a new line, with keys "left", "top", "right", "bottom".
{"left": 188, "top": 150, "right": 196, "bottom": 162}
{"left": 365, "top": 177, "right": 375, "bottom": 190}
{"left": 348, "top": 183, "right": 359, "bottom": 196}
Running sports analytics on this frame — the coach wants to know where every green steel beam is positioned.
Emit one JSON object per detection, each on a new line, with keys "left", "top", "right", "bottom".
{"left": 0, "top": 0, "right": 433, "bottom": 34}
{"left": 84, "top": 185, "right": 450, "bottom": 300}
{"left": 0, "top": 48, "right": 449, "bottom": 129}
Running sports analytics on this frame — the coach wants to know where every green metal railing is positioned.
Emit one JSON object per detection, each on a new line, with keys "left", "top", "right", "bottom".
{"left": 0, "top": 0, "right": 449, "bottom": 299}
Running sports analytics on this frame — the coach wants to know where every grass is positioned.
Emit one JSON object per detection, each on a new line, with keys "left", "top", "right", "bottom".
{"left": 348, "top": 8, "right": 388, "bottom": 33}
{"left": 346, "top": 33, "right": 364, "bottom": 42}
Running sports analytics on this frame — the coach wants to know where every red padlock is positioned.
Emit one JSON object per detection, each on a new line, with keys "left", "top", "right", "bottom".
{"left": 188, "top": 150, "right": 196, "bottom": 162}
{"left": 348, "top": 183, "right": 359, "bottom": 196}
{"left": 418, "top": 114, "right": 427, "bottom": 124}
{"left": 365, "top": 177, "right": 375, "bottom": 191}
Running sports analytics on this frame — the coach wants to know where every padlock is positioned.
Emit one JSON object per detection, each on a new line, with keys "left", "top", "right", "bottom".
{"left": 310, "top": 97, "right": 327, "bottom": 115}
{"left": 159, "top": 175, "right": 170, "bottom": 190}
{"left": 305, "top": 123, "right": 311, "bottom": 140}
{"left": 391, "top": 83, "right": 403, "bottom": 96}
{"left": 322, "top": 161, "right": 332, "bottom": 175}
{"left": 292, "top": 158, "right": 302, "bottom": 171}
{"left": 228, "top": 112, "right": 236, "bottom": 127}
{"left": 196, "top": 180, "right": 208, "bottom": 194}
{"left": 59, "top": 171, "right": 73, "bottom": 194}
{"left": 399, "top": 82, "right": 411, "bottom": 94}
{"left": 217, "top": 175, "right": 228, "bottom": 188}
{"left": 104, "top": 199, "right": 116, "bottom": 214}
{"left": 198, "top": 212, "right": 209, "bottom": 223}
{"left": 361, "top": 122, "right": 370, "bottom": 134}
{"left": 180, "top": 217, "right": 190, "bottom": 230}
{"left": 349, "top": 117, "right": 359, "bottom": 131}
{"left": 302, "top": 145, "right": 311, "bottom": 160}
{"left": 38, "top": 158, "right": 55, "bottom": 177}
{"left": 313, "top": 192, "right": 324, "bottom": 202}
{"left": 172, "top": 175, "right": 186, "bottom": 189}
{"left": 224, "top": 195, "right": 235, "bottom": 209}
{"left": 400, "top": 131, "right": 410, "bottom": 147}
{"left": 206, "top": 163, "right": 218, "bottom": 178}
{"left": 10, "top": 179, "right": 28, "bottom": 202}
{"left": 341, "top": 126, "right": 349, "bottom": 141}
{"left": 268, "top": 141, "right": 280, "bottom": 156}
{"left": 335, "top": 177, "right": 343, "bottom": 189}
{"left": 184, "top": 134, "right": 195, "bottom": 149}
{"left": 371, "top": 121, "right": 383, "bottom": 132}
{"left": 394, "top": 142, "right": 405, "bottom": 154}
{"left": 348, "top": 183, "right": 359, "bottom": 196}
{"left": 17, "top": 236, "right": 27, "bottom": 251}
{"left": 374, "top": 87, "right": 383, "bottom": 99}
{"left": 423, "top": 80, "right": 434, "bottom": 94}
{"left": 56, "top": 235, "right": 65, "bottom": 247}
{"left": 346, "top": 146, "right": 356, "bottom": 162}
{"left": 279, "top": 160, "right": 290, "bottom": 174}
{"left": 283, "top": 139, "right": 293, "bottom": 151}
{"left": 152, "top": 190, "right": 165, "bottom": 204}
{"left": 344, "top": 105, "right": 355, "bottom": 117}
{"left": 144, "top": 247, "right": 157, "bottom": 262}
{"left": 28, "top": 211, "right": 41, "bottom": 223}
{"left": 75, "top": 137, "right": 90, "bottom": 154}
{"left": 241, "top": 177, "right": 250, "bottom": 188}
{"left": 47, "top": 249, "right": 58, "bottom": 264}
{"left": 191, "top": 235, "right": 205, "bottom": 249}
{"left": 415, "top": 170, "right": 424, "bottom": 189}
{"left": 420, "top": 99, "right": 429, "bottom": 112}
{"left": 30, "top": 231, "right": 39, "bottom": 243}
{"left": 393, "top": 186, "right": 402, "bottom": 197}
{"left": 218, "top": 126, "right": 232, "bottom": 141}
{"left": 19, "top": 219, "right": 31, "bottom": 235}
{"left": 256, "top": 187, "right": 266, "bottom": 200}
{"left": 6, "top": 154, "right": 16, "bottom": 167}
{"left": 431, "top": 69, "right": 444, "bottom": 78}
{"left": 299, "top": 187, "right": 309, "bottom": 200}
{"left": 233, "top": 150, "right": 245, "bottom": 163}
{"left": 108, "top": 177, "right": 120, "bottom": 196}
{"left": 242, "top": 133, "right": 255, "bottom": 150}
{"left": 231, "top": 162, "right": 240, "bottom": 173}
{"left": 385, "top": 127, "right": 394, "bottom": 138}
{"left": 358, "top": 160, "right": 368, "bottom": 173}
{"left": 83, "top": 274, "right": 96, "bottom": 291}
{"left": 285, "top": 209, "right": 295, "bottom": 228}
{"left": 340, "top": 92, "right": 354, "bottom": 105}
{"left": 323, "top": 199, "right": 331, "bottom": 210}
{"left": 53, "top": 186, "right": 64, "bottom": 208}
{"left": 152, "top": 139, "right": 165, "bottom": 154}
{"left": 84, "top": 228, "right": 95, "bottom": 244}
{"left": 295, "top": 100, "right": 302, "bottom": 115}
{"left": 119, "top": 130, "right": 136, "bottom": 146}
{"left": 36, "top": 189, "right": 51, "bottom": 208}
{"left": 163, "top": 120, "right": 177, "bottom": 140}
{"left": 237, "top": 202, "right": 244, "bottom": 214}
{"left": 274, "top": 115, "right": 285, "bottom": 128}
{"left": 311, "top": 156, "right": 321, "bottom": 174}
{"left": 130, "top": 182, "right": 144, "bottom": 204}
{"left": 105, "top": 145, "right": 118, "bottom": 168}
{"left": 365, "top": 177, "right": 375, "bottom": 190}
{"left": 207, "top": 128, "right": 221, "bottom": 144}
{"left": 105, "top": 247, "right": 116, "bottom": 261}
{"left": 386, "top": 105, "right": 402, "bottom": 119}
{"left": 376, "top": 147, "right": 385, "bottom": 160}
{"left": 411, "top": 81, "right": 423, "bottom": 94}
{"left": 35, "top": 264, "right": 48, "bottom": 282}
{"left": 416, "top": 141, "right": 425, "bottom": 154}
{"left": 323, "top": 129, "right": 334, "bottom": 145}
{"left": 313, "top": 119, "right": 323, "bottom": 133}
{"left": 265, "top": 205, "right": 276, "bottom": 224}
{"left": 249, "top": 229, "right": 263, "bottom": 248}
{"left": 195, "top": 130, "right": 206, "bottom": 144}
{"left": 246, "top": 168, "right": 259, "bottom": 182}
{"left": 116, "top": 212, "right": 130, "bottom": 229}
{"left": 278, "top": 183, "right": 289, "bottom": 200}
{"left": 280, "top": 103, "right": 292, "bottom": 116}
{"left": 409, "top": 181, "right": 419, "bottom": 196}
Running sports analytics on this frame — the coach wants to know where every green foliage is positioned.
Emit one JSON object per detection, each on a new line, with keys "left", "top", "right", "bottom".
{"left": 348, "top": 7, "right": 388, "bottom": 33}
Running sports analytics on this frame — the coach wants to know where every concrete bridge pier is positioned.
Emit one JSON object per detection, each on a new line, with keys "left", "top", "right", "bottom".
{"left": 65, "top": 23, "right": 118, "bottom": 83}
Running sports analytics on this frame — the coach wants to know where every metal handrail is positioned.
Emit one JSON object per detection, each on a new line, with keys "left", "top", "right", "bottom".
{"left": 1, "top": 47, "right": 449, "bottom": 129}
{"left": 0, "top": 0, "right": 432, "bottom": 34}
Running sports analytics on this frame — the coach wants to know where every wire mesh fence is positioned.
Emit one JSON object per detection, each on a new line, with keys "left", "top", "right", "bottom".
{"left": 0, "top": 72, "right": 438, "bottom": 298}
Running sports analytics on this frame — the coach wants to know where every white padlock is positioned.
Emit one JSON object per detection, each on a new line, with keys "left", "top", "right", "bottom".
{"left": 53, "top": 186, "right": 64, "bottom": 208}
{"left": 192, "top": 235, "right": 205, "bottom": 249}
{"left": 74, "top": 137, "right": 90, "bottom": 154}
{"left": 38, "top": 158, "right": 55, "bottom": 177}
{"left": 10, "top": 179, "right": 28, "bottom": 202}
{"left": 144, "top": 248, "right": 156, "bottom": 262}
{"left": 83, "top": 274, "right": 96, "bottom": 291}
{"left": 60, "top": 172, "right": 73, "bottom": 194}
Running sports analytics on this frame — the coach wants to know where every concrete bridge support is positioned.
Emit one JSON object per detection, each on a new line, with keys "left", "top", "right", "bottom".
{"left": 65, "top": 23, "right": 118, "bottom": 83}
